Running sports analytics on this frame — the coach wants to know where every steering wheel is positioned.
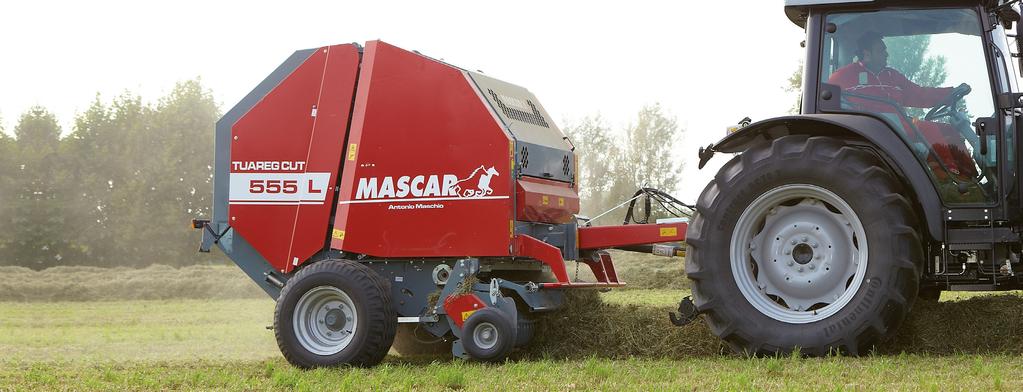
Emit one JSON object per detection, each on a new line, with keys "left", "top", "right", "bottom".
{"left": 924, "top": 83, "right": 971, "bottom": 122}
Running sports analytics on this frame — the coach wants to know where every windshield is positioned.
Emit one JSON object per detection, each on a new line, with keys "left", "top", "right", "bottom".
{"left": 821, "top": 8, "right": 997, "bottom": 205}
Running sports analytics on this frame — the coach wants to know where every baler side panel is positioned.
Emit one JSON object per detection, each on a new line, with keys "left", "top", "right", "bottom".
{"left": 229, "top": 45, "right": 360, "bottom": 272}
{"left": 331, "top": 41, "right": 513, "bottom": 257}
{"left": 289, "top": 45, "right": 362, "bottom": 271}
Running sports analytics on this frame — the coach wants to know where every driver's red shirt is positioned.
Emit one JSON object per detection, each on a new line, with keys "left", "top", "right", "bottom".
{"left": 830, "top": 62, "right": 974, "bottom": 180}
{"left": 828, "top": 61, "right": 951, "bottom": 111}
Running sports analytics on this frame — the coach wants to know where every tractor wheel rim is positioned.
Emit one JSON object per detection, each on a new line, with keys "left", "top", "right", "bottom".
{"left": 472, "top": 322, "right": 499, "bottom": 350}
{"left": 731, "top": 184, "right": 868, "bottom": 324}
{"left": 293, "top": 285, "right": 358, "bottom": 356}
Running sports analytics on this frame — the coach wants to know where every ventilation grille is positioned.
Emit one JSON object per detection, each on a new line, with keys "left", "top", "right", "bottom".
{"left": 562, "top": 155, "right": 571, "bottom": 176}
{"left": 520, "top": 146, "right": 529, "bottom": 169}
{"left": 488, "top": 89, "right": 550, "bottom": 128}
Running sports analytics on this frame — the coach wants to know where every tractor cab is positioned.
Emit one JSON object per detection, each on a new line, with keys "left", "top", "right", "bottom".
{"left": 793, "top": 1, "right": 1022, "bottom": 207}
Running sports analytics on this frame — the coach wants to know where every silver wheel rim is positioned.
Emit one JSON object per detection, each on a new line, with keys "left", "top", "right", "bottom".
{"left": 472, "top": 322, "right": 499, "bottom": 350}
{"left": 730, "top": 184, "right": 868, "bottom": 324}
{"left": 293, "top": 285, "right": 358, "bottom": 355}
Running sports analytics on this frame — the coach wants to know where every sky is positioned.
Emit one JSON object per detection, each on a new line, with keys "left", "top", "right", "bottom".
{"left": 0, "top": 1, "right": 806, "bottom": 203}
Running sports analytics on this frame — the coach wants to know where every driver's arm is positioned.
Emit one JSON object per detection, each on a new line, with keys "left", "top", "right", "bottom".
{"left": 892, "top": 70, "right": 953, "bottom": 108}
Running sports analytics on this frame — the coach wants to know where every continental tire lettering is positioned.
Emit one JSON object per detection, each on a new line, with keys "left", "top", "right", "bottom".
{"left": 717, "top": 171, "right": 778, "bottom": 231}
{"left": 824, "top": 277, "right": 882, "bottom": 338}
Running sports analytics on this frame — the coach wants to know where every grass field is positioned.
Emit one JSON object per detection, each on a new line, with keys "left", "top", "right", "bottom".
{"left": 3, "top": 262, "right": 1023, "bottom": 390}
{"left": 2, "top": 294, "right": 1023, "bottom": 390}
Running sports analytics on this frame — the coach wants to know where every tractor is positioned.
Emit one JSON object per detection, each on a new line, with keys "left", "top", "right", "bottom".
{"left": 688, "top": 0, "right": 1023, "bottom": 355}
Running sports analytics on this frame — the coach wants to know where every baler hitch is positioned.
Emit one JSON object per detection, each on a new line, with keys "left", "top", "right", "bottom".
{"left": 669, "top": 295, "right": 700, "bottom": 327}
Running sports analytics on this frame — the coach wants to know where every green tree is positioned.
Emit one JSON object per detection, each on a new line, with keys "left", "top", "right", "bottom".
{"left": 564, "top": 104, "right": 685, "bottom": 223}
{"left": 139, "top": 79, "right": 219, "bottom": 266}
{"left": 563, "top": 115, "right": 622, "bottom": 217}
{"left": 6, "top": 107, "right": 80, "bottom": 268}
{"left": 0, "top": 116, "right": 15, "bottom": 261}
{"left": 785, "top": 63, "right": 804, "bottom": 114}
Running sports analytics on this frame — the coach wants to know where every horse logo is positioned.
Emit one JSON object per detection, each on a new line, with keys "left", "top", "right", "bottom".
{"left": 450, "top": 165, "right": 500, "bottom": 198}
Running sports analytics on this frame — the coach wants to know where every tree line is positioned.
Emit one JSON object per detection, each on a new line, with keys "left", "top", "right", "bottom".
{"left": 0, "top": 80, "right": 684, "bottom": 269}
{"left": 0, "top": 80, "right": 218, "bottom": 269}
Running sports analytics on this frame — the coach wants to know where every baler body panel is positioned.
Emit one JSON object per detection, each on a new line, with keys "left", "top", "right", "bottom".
{"left": 515, "top": 177, "right": 579, "bottom": 224}
{"left": 330, "top": 41, "right": 515, "bottom": 257}
{"left": 228, "top": 44, "right": 360, "bottom": 272}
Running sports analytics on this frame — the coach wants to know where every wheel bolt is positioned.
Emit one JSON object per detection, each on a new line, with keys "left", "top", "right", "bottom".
{"left": 815, "top": 255, "right": 822, "bottom": 260}
{"left": 812, "top": 243, "right": 818, "bottom": 248}
{"left": 798, "top": 266, "right": 804, "bottom": 272}
{"left": 791, "top": 240, "right": 797, "bottom": 245}
{"left": 787, "top": 261, "right": 794, "bottom": 266}
{"left": 809, "top": 264, "right": 815, "bottom": 270}
{"left": 801, "top": 236, "right": 808, "bottom": 242}
{"left": 326, "top": 331, "right": 333, "bottom": 336}
{"left": 784, "top": 249, "right": 791, "bottom": 255}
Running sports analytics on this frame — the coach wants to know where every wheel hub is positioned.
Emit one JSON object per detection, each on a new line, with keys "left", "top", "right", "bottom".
{"left": 792, "top": 243, "right": 813, "bottom": 265}
{"left": 293, "top": 286, "right": 358, "bottom": 355}
{"left": 473, "top": 322, "right": 499, "bottom": 350}
{"left": 732, "top": 185, "right": 868, "bottom": 323}
{"left": 324, "top": 308, "right": 347, "bottom": 331}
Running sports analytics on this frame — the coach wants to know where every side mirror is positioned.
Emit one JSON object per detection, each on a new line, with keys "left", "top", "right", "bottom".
{"left": 1016, "top": 18, "right": 1023, "bottom": 77}
{"left": 999, "top": 4, "right": 1023, "bottom": 76}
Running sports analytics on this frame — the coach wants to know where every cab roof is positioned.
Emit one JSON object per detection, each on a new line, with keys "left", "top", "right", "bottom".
{"left": 783, "top": 0, "right": 999, "bottom": 27}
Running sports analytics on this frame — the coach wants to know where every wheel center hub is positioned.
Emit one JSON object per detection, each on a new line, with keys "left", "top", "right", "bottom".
{"left": 324, "top": 308, "right": 346, "bottom": 331}
{"left": 792, "top": 243, "right": 814, "bottom": 265}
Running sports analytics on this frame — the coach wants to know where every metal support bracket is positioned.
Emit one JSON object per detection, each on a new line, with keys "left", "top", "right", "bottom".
{"left": 669, "top": 295, "right": 701, "bottom": 327}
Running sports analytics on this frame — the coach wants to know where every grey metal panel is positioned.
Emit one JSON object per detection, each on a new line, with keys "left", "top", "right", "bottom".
{"left": 364, "top": 260, "right": 447, "bottom": 318}
{"left": 209, "top": 48, "right": 318, "bottom": 299}
{"left": 714, "top": 113, "right": 944, "bottom": 241}
{"left": 466, "top": 71, "right": 571, "bottom": 151}
{"left": 516, "top": 141, "right": 574, "bottom": 183}
{"left": 226, "top": 230, "right": 285, "bottom": 298}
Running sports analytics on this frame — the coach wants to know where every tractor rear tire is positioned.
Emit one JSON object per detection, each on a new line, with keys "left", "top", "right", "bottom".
{"left": 685, "top": 135, "right": 922, "bottom": 356}
{"left": 274, "top": 259, "right": 397, "bottom": 368}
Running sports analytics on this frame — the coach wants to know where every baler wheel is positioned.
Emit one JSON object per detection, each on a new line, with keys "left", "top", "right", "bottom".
{"left": 273, "top": 259, "right": 396, "bottom": 368}
{"left": 461, "top": 308, "right": 516, "bottom": 362}
{"left": 686, "top": 135, "right": 922, "bottom": 356}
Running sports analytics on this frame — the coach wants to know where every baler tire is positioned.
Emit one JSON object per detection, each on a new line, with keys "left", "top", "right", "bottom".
{"left": 461, "top": 308, "right": 516, "bottom": 362}
{"left": 274, "top": 259, "right": 397, "bottom": 368}
{"left": 685, "top": 135, "right": 922, "bottom": 356}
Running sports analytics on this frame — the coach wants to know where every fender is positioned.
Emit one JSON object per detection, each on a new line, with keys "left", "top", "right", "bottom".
{"left": 703, "top": 113, "right": 944, "bottom": 241}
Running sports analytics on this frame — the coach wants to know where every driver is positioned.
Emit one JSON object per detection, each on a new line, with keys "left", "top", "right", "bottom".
{"left": 830, "top": 31, "right": 979, "bottom": 188}
{"left": 828, "top": 31, "right": 968, "bottom": 111}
